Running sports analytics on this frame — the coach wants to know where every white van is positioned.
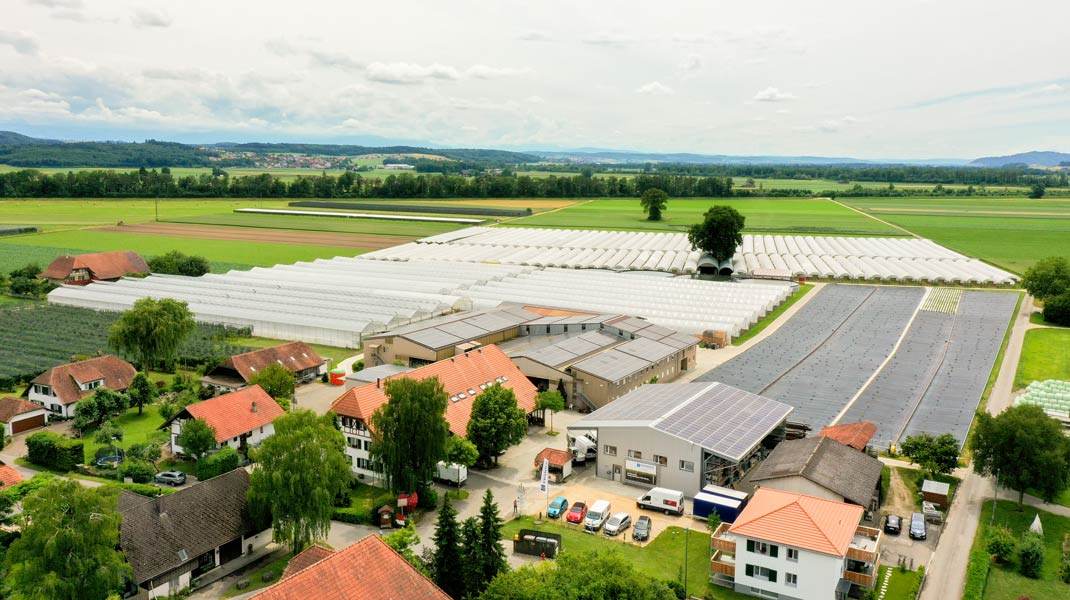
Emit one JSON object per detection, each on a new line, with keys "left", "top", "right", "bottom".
{"left": 636, "top": 487, "right": 685, "bottom": 515}
{"left": 584, "top": 499, "right": 612, "bottom": 532}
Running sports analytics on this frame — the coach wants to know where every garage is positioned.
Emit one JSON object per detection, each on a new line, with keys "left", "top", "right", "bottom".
{"left": 0, "top": 397, "right": 48, "bottom": 437}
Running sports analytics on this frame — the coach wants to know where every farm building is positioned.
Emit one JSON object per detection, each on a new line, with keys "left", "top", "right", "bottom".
{"left": 330, "top": 345, "right": 536, "bottom": 482}
{"left": 534, "top": 447, "right": 573, "bottom": 483}
{"left": 568, "top": 382, "right": 793, "bottom": 495}
{"left": 39, "top": 250, "right": 149, "bottom": 286}
{"left": 164, "top": 386, "right": 285, "bottom": 456}
{"left": 0, "top": 396, "right": 47, "bottom": 435}
{"left": 26, "top": 355, "right": 136, "bottom": 419}
{"left": 201, "top": 342, "right": 329, "bottom": 394}
{"left": 344, "top": 364, "right": 415, "bottom": 389}
{"left": 817, "top": 421, "right": 878, "bottom": 452}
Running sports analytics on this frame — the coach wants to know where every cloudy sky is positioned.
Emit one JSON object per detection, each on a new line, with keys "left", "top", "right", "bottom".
{"left": 2, "top": 0, "right": 1069, "bottom": 158}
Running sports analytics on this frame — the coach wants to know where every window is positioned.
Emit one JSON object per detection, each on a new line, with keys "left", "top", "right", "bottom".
{"left": 363, "top": 440, "right": 372, "bottom": 451}
{"left": 604, "top": 445, "right": 617, "bottom": 456}
{"left": 748, "top": 587, "right": 778, "bottom": 598}
{"left": 787, "top": 548, "right": 799, "bottom": 562}
{"left": 653, "top": 454, "right": 668, "bottom": 466}
{"left": 785, "top": 573, "right": 797, "bottom": 587}
{"left": 347, "top": 436, "right": 361, "bottom": 449}
{"left": 744, "top": 564, "right": 777, "bottom": 583}
{"left": 627, "top": 450, "right": 642, "bottom": 460}
{"left": 679, "top": 460, "right": 694, "bottom": 472}
{"left": 746, "top": 540, "right": 779, "bottom": 558}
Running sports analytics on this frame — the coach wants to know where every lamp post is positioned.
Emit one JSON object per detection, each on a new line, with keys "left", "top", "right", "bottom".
{"left": 684, "top": 525, "right": 690, "bottom": 599}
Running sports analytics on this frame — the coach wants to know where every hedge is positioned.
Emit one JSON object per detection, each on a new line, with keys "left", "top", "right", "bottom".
{"left": 197, "top": 446, "right": 240, "bottom": 481}
{"left": 26, "top": 431, "right": 84, "bottom": 471}
{"left": 963, "top": 541, "right": 991, "bottom": 600}
{"left": 102, "top": 482, "right": 176, "bottom": 497}
{"left": 289, "top": 200, "right": 531, "bottom": 217}
{"left": 331, "top": 486, "right": 396, "bottom": 525}
{"left": 120, "top": 459, "right": 155, "bottom": 484}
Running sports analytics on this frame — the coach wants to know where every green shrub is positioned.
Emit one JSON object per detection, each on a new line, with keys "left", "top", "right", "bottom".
{"left": 25, "top": 431, "right": 84, "bottom": 471}
{"left": 331, "top": 506, "right": 374, "bottom": 525}
{"left": 354, "top": 360, "right": 364, "bottom": 372}
{"left": 1019, "top": 531, "right": 1045, "bottom": 578}
{"left": 1043, "top": 292, "right": 1070, "bottom": 326}
{"left": 987, "top": 526, "right": 1017, "bottom": 563}
{"left": 102, "top": 482, "right": 175, "bottom": 497}
{"left": 418, "top": 488, "right": 438, "bottom": 509}
{"left": 121, "top": 459, "right": 155, "bottom": 484}
{"left": 197, "top": 446, "right": 240, "bottom": 481}
{"left": 1060, "top": 556, "right": 1070, "bottom": 584}
{"left": 963, "top": 540, "right": 992, "bottom": 600}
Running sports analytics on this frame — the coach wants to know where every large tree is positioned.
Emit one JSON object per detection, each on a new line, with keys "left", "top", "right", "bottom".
{"left": 71, "top": 388, "right": 129, "bottom": 434}
{"left": 640, "top": 188, "right": 669, "bottom": 221}
{"left": 108, "top": 297, "right": 196, "bottom": 370}
{"left": 248, "top": 409, "right": 350, "bottom": 553}
{"left": 480, "top": 550, "right": 677, "bottom": 600}
{"left": 687, "top": 205, "right": 746, "bottom": 262}
{"left": 148, "top": 250, "right": 211, "bottom": 277}
{"left": 248, "top": 363, "right": 295, "bottom": 401}
{"left": 971, "top": 404, "right": 1070, "bottom": 506}
{"left": 177, "top": 418, "right": 217, "bottom": 460}
{"left": 431, "top": 494, "right": 465, "bottom": 599}
{"left": 467, "top": 384, "right": 527, "bottom": 467}
{"left": 476, "top": 489, "right": 508, "bottom": 587}
{"left": 899, "top": 433, "right": 959, "bottom": 477}
{"left": 3, "top": 479, "right": 130, "bottom": 600}
{"left": 1022, "top": 256, "right": 1070, "bottom": 301}
{"left": 460, "top": 517, "right": 484, "bottom": 598}
{"left": 535, "top": 390, "right": 565, "bottom": 434}
{"left": 446, "top": 435, "right": 479, "bottom": 469}
{"left": 1043, "top": 292, "right": 1070, "bottom": 326}
{"left": 127, "top": 372, "right": 156, "bottom": 416}
{"left": 370, "top": 377, "right": 450, "bottom": 494}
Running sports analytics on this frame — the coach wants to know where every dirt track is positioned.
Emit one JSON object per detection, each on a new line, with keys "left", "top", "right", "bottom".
{"left": 93, "top": 222, "right": 417, "bottom": 250}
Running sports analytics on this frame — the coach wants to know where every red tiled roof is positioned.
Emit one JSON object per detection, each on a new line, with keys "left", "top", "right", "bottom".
{"left": 818, "top": 421, "right": 878, "bottom": 451}
{"left": 0, "top": 397, "right": 45, "bottom": 422}
{"left": 729, "top": 487, "right": 864, "bottom": 557}
{"left": 182, "top": 386, "right": 285, "bottom": 443}
{"left": 222, "top": 342, "right": 325, "bottom": 383}
{"left": 330, "top": 345, "right": 537, "bottom": 437}
{"left": 40, "top": 251, "right": 149, "bottom": 281}
{"left": 281, "top": 544, "right": 335, "bottom": 580}
{"left": 30, "top": 355, "right": 136, "bottom": 405}
{"left": 534, "top": 447, "right": 573, "bottom": 468}
{"left": 0, "top": 465, "right": 24, "bottom": 491}
{"left": 250, "top": 535, "right": 450, "bottom": 600}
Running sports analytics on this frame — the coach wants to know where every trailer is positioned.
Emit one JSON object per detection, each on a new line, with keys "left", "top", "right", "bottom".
{"left": 435, "top": 461, "right": 468, "bottom": 486}
{"left": 692, "top": 485, "right": 750, "bottom": 523}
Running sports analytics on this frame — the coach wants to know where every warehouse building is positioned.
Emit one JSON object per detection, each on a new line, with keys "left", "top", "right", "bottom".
{"left": 568, "top": 382, "right": 793, "bottom": 495}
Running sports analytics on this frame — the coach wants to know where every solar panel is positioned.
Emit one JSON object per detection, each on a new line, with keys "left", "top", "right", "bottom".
{"left": 570, "top": 350, "right": 649, "bottom": 382}
{"left": 615, "top": 337, "right": 677, "bottom": 363}
{"left": 405, "top": 328, "right": 464, "bottom": 350}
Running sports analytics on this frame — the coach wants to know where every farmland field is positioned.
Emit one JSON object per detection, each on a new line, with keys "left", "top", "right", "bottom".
{"left": 0, "top": 198, "right": 293, "bottom": 228}
{"left": 165, "top": 211, "right": 472, "bottom": 238}
{"left": 1014, "top": 328, "right": 1070, "bottom": 390}
{"left": 504, "top": 197, "right": 905, "bottom": 235}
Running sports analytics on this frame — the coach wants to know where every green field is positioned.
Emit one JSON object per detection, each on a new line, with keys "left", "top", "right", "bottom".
{"left": 844, "top": 197, "right": 1070, "bottom": 273}
{"left": 970, "top": 500, "right": 1070, "bottom": 600}
{"left": 0, "top": 198, "right": 293, "bottom": 229}
{"left": 166, "top": 211, "right": 469, "bottom": 238}
{"left": 505, "top": 197, "right": 905, "bottom": 235}
{"left": 1014, "top": 328, "right": 1070, "bottom": 390}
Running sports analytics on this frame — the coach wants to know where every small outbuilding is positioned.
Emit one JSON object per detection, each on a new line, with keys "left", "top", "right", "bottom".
{"left": 921, "top": 479, "right": 951, "bottom": 508}
{"left": 0, "top": 396, "right": 48, "bottom": 435}
{"left": 534, "top": 447, "right": 573, "bottom": 483}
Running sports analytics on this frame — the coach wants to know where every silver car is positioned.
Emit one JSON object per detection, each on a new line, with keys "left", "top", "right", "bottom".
{"left": 154, "top": 471, "right": 187, "bottom": 486}
{"left": 603, "top": 512, "right": 632, "bottom": 536}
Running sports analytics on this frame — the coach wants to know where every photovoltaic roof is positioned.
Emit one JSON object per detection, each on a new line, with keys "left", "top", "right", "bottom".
{"left": 570, "top": 349, "right": 650, "bottom": 381}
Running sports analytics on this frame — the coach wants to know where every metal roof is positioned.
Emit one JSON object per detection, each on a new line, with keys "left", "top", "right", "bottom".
{"left": 570, "top": 348, "right": 651, "bottom": 381}
{"left": 512, "top": 331, "right": 622, "bottom": 369}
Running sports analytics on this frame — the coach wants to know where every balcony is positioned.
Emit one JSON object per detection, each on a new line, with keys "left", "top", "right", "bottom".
{"left": 709, "top": 550, "right": 735, "bottom": 577}
{"left": 843, "top": 568, "right": 877, "bottom": 588}
{"left": 710, "top": 522, "right": 736, "bottom": 552}
{"left": 846, "top": 525, "right": 882, "bottom": 564}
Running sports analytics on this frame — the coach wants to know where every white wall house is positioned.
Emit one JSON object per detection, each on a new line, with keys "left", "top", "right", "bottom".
{"left": 27, "top": 355, "right": 135, "bottom": 420}
{"left": 165, "top": 385, "right": 284, "bottom": 457}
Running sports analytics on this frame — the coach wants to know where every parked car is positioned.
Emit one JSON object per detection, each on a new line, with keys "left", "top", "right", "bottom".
{"left": 909, "top": 512, "right": 927, "bottom": 540}
{"left": 633, "top": 515, "right": 652, "bottom": 541}
{"left": 603, "top": 512, "right": 632, "bottom": 536}
{"left": 584, "top": 499, "right": 612, "bottom": 533}
{"left": 548, "top": 497, "right": 569, "bottom": 519}
{"left": 884, "top": 514, "right": 902, "bottom": 535}
{"left": 566, "top": 501, "right": 588, "bottom": 524}
{"left": 95, "top": 455, "right": 123, "bottom": 468}
{"left": 153, "top": 471, "right": 187, "bottom": 486}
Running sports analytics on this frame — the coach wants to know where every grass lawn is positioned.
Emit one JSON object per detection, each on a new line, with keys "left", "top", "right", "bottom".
{"left": 81, "top": 404, "right": 169, "bottom": 464}
{"left": 222, "top": 552, "right": 292, "bottom": 598}
{"left": 733, "top": 283, "right": 814, "bottom": 345}
{"left": 1030, "top": 311, "right": 1068, "bottom": 327}
{"left": 1024, "top": 487, "right": 1070, "bottom": 508}
{"left": 879, "top": 565, "right": 923, "bottom": 600}
{"left": 227, "top": 336, "right": 359, "bottom": 366}
{"left": 895, "top": 467, "right": 960, "bottom": 511}
{"left": 0, "top": 198, "right": 293, "bottom": 227}
{"left": 504, "top": 197, "right": 905, "bottom": 236}
{"left": 1014, "top": 328, "right": 1070, "bottom": 390}
{"left": 973, "top": 500, "right": 1070, "bottom": 600}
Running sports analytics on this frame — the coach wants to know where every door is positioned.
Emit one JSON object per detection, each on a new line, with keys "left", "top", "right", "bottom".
{"left": 12, "top": 414, "right": 45, "bottom": 434}
{"left": 219, "top": 538, "right": 243, "bottom": 565}
{"left": 612, "top": 464, "right": 622, "bottom": 482}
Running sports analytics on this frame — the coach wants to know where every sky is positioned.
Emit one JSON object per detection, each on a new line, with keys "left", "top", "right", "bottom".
{"left": 2, "top": 0, "right": 1070, "bottom": 158}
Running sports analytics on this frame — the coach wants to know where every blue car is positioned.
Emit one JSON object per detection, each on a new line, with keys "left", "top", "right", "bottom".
{"left": 547, "top": 497, "right": 569, "bottom": 519}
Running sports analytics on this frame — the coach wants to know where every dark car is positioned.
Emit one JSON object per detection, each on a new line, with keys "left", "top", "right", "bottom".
{"left": 566, "top": 501, "right": 588, "bottom": 524}
{"left": 884, "top": 514, "right": 902, "bottom": 535}
{"left": 548, "top": 497, "right": 569, "bottom": 519}
{"left": 909, "top": 512, "right": 927, "bottom": 540}
{"left": 633, "top": 515, "right": 652, "bottom": 541}
{"left": 153, "top": 471, "right": 187, "bottom": 486}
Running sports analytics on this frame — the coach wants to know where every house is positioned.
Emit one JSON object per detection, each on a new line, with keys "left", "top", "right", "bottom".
{"left": 163, "top": 386, "right": 285, "bottom": 456}
{"left": 818, "top": 421, "right": 878, "bottom": 452}
{"left": 201, "top": 342, "right": 329, "bottom": 394}
{"left": 0, "top": 464, "right": 24, "bottom": 491}
{"left": 119, "top": 469, "right": 272, "bottom": 598}
{"left": 534, "top": 447, "right": 573, "bottom": 483}
{"left": 331, "top": 345, "right": 537, "bottom": 481}
{"left": 26, "top": 355, "right": 136, "bottom": 419}
{"left": 743, "top": 436, "right": 884, "bottom": 511}
{"left": 249, "top": 536, "right": 450, "bottom": 600}
{"left": 710, "top": 487, "right": 882, "bottom": 600}
{"left": 0, "top": 396, "right": 48, "bottom": 435}
{"left": 39, "top": 250, "right": 149, "bottom": 286}
{"left": 568, "top": 381, "right": 794, "bottom": 494}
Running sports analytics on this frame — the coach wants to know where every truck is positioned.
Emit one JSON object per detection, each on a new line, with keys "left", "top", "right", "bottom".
{"left": 567, "top": 431, "right": 598, "bottom": 465}
{"left": 435, "top": 461, "right": 468, "bottom": 486}
{"left": 692, "top": 485, "right": 749, "bottom": 524}
{"left": 636, "top": 487, "right": 685, "bottom": 515}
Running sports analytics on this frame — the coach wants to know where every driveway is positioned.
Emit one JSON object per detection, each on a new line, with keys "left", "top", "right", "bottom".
{"left": 294, "top": 382, "right": 344, "bottom": 415}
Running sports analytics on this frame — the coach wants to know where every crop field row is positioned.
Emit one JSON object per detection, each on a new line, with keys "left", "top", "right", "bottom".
{"left": 164, "top": 211, "right": 467, "bottom": 238}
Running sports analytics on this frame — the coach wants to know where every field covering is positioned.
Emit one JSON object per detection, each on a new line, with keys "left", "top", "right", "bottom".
{"left": 968, "top": 500, "right": 1070, "bottom": 600}
{"left": 732, "top": 283, "right": 814, "bottom": 345}
{"left": 504, "top": 197, "right": 905, "bottom": 235}
{"left": 165, "top": 211, "right": 467, "bottom": 238}
{"left": 844, "top": 197, "right": 1070, "bottom": 273}
{"left": 0, "top": 198, "right": 293, "bottom": 228}
{"left": 1014, "top": 328, "right": 1070, "bottom": 390}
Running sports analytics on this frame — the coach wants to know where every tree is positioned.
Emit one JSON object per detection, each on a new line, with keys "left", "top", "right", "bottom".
{"left": 147, "top": 250, "right": 211, "bottom": 277}
{"left": 535, "top": 390, "right": 565, "bottom": 433}
{"left": 971, "top": 404, "right": 1070, "bottom": 506}
{"left": 899, "top": 433, "right": 960, "bottom": 477}
{"left": 177, "top": 418, "right": 216, "bottom": 460}
{"left": 247, "top": 410, "right": 350, "bottom": 554}
{"left": 384, "top": 521, "right": 429, "bottom": 577}
{"left": 446, "top": 436, "right": 479, "bottom": 469}
{"left": 3, "top": 479, "right": 130, "bottom": 600}
{"left": 687, "top": 205, "right": 745, "bottom": 261}
{"left": 72, "top": 388, "right": 128, "bottom": 434}
{"left": 248, "top": 363, "right": 295, "bottom": 402}
{"left": 1029, "top": 183, "right": 1046, "bottom": 199}
{"left": 1022, "top": 256, "right": 1070, "bottom": 301}
{"left": 460, "top": 517, "right": 484, "bottom": 597}
{"left": 1042, "top": 292, "right": 1070, "bottom": 326}
{"left": 986, "top": 526, "right": 1016, "bottom": 563}
{"left": 108, "top": 297, "right": 196, "bottom": 370}
{"left": 476, "top": 489, "right": 508, "bottom": 587}
{"left": 370, "top": 377, "right": 450, "bottom": 494}
{"left": 431, "top": 494, "right": 465, "bottom": 599}
{"left": 640, "top": 188, "right": 669, "bottom": 221}
{"left": 481, "top": 550, "right": 677, "bottom": 600}
{"left": 93, "top": 420, "right": 123, "bottom": 456}
{"left": 706, "top": 511, "right": 722, "bottom": 535}
{"left": 127, "top": 372, "right": 156, "bottom": 416}
{"left": 467, "top": 384, "right": 527, "bottom": 466}
{"left": 1019, "top": 530, "right": 1044, "bottom": 578}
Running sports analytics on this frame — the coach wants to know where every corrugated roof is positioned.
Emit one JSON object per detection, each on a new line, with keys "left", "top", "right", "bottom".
{"left": 818, "top": 421, "right": 878, "bottom": 451}
{"left": 729, "top": 487, "right": 864, "bottom": 557}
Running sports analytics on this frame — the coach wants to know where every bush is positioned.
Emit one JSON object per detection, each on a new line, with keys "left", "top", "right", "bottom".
{"left": 25, "top": 431, "right": 84, "bottom": 471}
{"left": 964, "top": 538, "right": 992, "bottom": 600}
{"left": 102, "top": 482, "right": 175, "bottom": 497}
{"left": 417, "top": 488, "right": 438, "bottom": 509}
{"left": 1019, "top": 531, "right": 1045, "bottom": 578}
{"left": 987, "top": 526, "right": 1017, "bottom": 563}
{"left": 121, "top": 459, "right": 155, "bottom": 484}
{"left": 1060, "top": 556, "right": 1070, "bottom": 584}
{"left": 331, "top": 506, "right": 373, "bottom": 525}
{"left": 354, "top": 360, "right": 364, "bottom": 372}
{"left": 1043, "top": 292, "right": 1070, "bottom": 326}
{"left": 197, "top": 446, "right": 241, "bottom": 481}
{"left": 663, "top": 579, "right": 685, "bottom": 599}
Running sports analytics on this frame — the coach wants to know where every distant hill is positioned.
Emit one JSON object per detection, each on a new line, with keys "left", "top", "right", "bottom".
{"left": 530, "top": 149, "right": 970, "bottom": 167}
{"left": 211, "top": 142, "right": 537, "bottom": 163}
{"left": 0, "top": 131, "right": 60, "bottom": 145}
{"left": 970, "top": 151, "right": 1070, "bottom": 168}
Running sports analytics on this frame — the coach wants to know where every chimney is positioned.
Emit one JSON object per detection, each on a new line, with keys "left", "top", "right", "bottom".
{"left": 251, "top": 401, "right": 258, "bottom": 413}
{"left": 376, "top": 378, "right": 381, "bottom": 389}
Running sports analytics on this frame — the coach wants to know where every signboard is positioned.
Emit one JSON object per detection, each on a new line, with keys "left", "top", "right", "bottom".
{"left": 539, "top": 458, "right": 550, "bottom": 493}
{"left": 624, "top": 459, "right": 657, "bottom": 485}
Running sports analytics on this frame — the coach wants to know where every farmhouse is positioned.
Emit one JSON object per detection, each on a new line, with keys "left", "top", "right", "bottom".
{"left": 0, "top": 396, "right": 48, "bottom": 435}
{"left": 39, "top": 250, "right": 149, "bottom": 286}
{"left": 26, "top": 355, "right": 136, "bottom": 419}
{"left": 201, "top": 342, "right": 328, "bottom": 394}
{"left": 568, "top": 382, "right": 793, "bottom": 495}
{"left": 164, "top": 386, "right": 285, "bottom": 456}
{"left": 710, "top": 488, "right": 882, "bottom": 599}
{"left": 119, "top": 469, "right": 272, "bottom": 598}
{"left": 331, "top": 345, "right": 537, "bottom": 481}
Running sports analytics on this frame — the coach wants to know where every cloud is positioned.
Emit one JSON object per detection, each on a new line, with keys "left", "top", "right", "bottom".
{"left": 26, "top": 0, "right": 83, "bottom": 7}
{"left": 365, "top": 62, "right": 460, "bottom": 84}
{"left": 817, "top": 116, "right": 857, "bottom": 133}
{"left": 583, "top": 32, "right": 638, "bottom": 47}
{"left": 518, "top": 31, "right": 551, "bottom": 42}
{"left": 307, "top": 49, "right": 364, "bottom": 71}
{"left": 525, "top": 96, "right": 545, "bottom": 104}
{"left": 0, "top": 30, "right": 40, "bottom": 55}
{"left": 636, "top": 81, "right": 674, "bottom": 96}
{"left": 131, "top": 8, "right": 172, "bottom": 28}
{"left": 466, "top": 65, "right": 529, "bottom": 80}
{"left": 752, "top": 87, "right": 795, "bottom": 102}
{"left": 142, "top": 67, "right": 206, "bottom": 81}
{"left": 52, "top": 9, "right": 90, "bottom": 22}
{"left": 679, "top": 54, "right": 702, "bottom": 73}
